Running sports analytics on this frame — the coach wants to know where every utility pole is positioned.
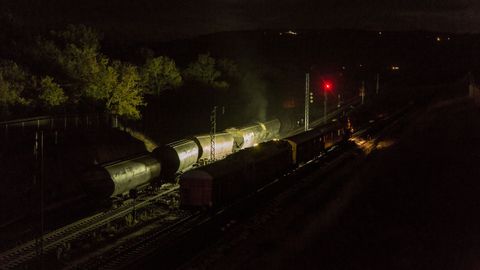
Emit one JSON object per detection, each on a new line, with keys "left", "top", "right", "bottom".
{"left": 34, "top": 131, "right": 45, "bottom": 269}
{"left": 360, "top": 81, "right": 366, "bottom": 105}
{"left": 323, "top": 88, "right": 328, "bottom": 123}
{"left": 305, "top": 73, "right": 310, "bottom": 131}
{"left": 210, "top": 106, "right": 217, "bottom": 162}
{"left": 468, "top": 72, "right": 475, "bottom": 98}
{"left": 40, "top": 131, "right": 44, "bottom": 268}
{"left": 375, "top": 73, "right": 380, "bottom": 95}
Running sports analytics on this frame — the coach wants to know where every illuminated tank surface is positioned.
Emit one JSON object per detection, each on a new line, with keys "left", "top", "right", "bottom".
{"left": 106, "top": 155, "right": 161, "bottom": 196}
{"left": 192, "top": 133, "right": 235, "bottom": 161}
{"left": 152, "top": 139, "right": 200, "bottom": 179}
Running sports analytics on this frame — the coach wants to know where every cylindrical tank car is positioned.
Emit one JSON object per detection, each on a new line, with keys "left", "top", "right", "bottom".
{"left": 82, "top": 154, "right": 161, "bottom": 198}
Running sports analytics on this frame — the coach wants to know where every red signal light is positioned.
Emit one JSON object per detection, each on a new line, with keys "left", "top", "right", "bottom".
{"left": 323, "top": 81, "right": 333, "bottom": 92}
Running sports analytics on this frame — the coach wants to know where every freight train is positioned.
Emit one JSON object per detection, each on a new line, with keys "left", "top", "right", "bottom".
{"left": 152, "top": 119, "right": 281, "bottom": 180}
{"left": 82, "top": 119, "right": 282, "bottom": 199}
{"left": 179, "top": 120, "right": 350, "bottom": 208}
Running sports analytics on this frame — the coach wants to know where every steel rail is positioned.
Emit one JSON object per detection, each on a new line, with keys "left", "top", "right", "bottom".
{"left": 0, "top": 186, "right": 179, "bottom": 270}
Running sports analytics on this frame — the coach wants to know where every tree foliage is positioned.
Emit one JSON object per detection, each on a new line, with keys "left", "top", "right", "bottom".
{"left": 183, "top": 53, "right": 228, "bottom": 89}
{"left": 0, "top": 60, "right": 29, "bottom": 105}
{"left": 35, "top": 25, "right": 145, "bottom": 119}
{"left": 106, "top": 62, "right": 145, "bottom": 119}
{"left": 39, "top": 76, "right": 67, "bottom": 107}
{"left": 141, "top": 56, "right": 182, "bottom": 95}
{"left": 37, "top": 25, "right": 107, "bottom": 103}
{"left": 0, "top": 60, "right": 31, "bottom": 118}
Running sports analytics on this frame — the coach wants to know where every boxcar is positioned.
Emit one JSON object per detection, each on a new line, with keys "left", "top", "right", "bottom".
{"left": 180, "top": 140, "right": 293, "bottom": 208}
{"left": 285, "top": 121, "right": 348, "bottom": 165}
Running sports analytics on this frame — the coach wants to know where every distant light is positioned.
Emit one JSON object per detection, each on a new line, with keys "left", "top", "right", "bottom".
{"left": 447, "top": 37, "right": 451, "bottom": 41}
{"left": 378, "top": 31, "right": 382, "bottom": 35}
{"left": 391, "top": 66, "right": 400, "bottom": 70}
{"left": 359, "top": 64, "right": 363, "bottom": 68}
{"left": 341, "top": 66, "right": 346, "bottom": 70}
{"left": 436, "top": 37, "right": 441, "bottom": 42}
{"left": 285, "top": 30, "right": 298, "bottom": 35}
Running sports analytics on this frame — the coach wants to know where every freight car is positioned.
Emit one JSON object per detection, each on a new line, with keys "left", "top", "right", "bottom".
{"left": 179, "top": 120, "right": 349, "bottom": 208}
{"left": 193, "top": 132, "right": 235, "bottom": 163}
{"left": 153, "top": 132, "right": 236, "bottom": 180}
{"left": 284, "top": 121, "right": 348, "bottom": 165}
{"left": 83, "top": 119, "right": 282, "bottom": 199}
{"left": 152, "top": 119, "right": 281, "bottom": 180}
{"left": 82, "top": 154, "right": 161, "bottom": 198}
{"left": 180, "top": 140, "right": 294, "bottom": 208}
{"left": 226, "top": 119, "right": 281, "bottom": 150}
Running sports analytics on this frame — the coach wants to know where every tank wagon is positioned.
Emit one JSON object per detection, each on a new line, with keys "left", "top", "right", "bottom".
{"left": 227, "top": 119, "right": 281, "bottom": 150}
{"left": 82, "top": 154, "right": 161, "bottom": 198}
{"left": 83, "top": 119, "right": 282, "bottom": 198}
{"left": 180, "top": 120, "right": 349, "bottom": 208}
{"left": 152, "top": 119, "right": 281, "bottom": 180}
{"left": 192, "top": 132, "right": 235, "bottom": 163}
{"left": 153, "top": 139, "right": 199, "bottom": 181}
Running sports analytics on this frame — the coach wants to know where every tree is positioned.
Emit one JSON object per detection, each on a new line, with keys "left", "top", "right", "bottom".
{"left": 32, "top": 25, "right": 146, "bottom": 119}
{"left": 140, "top": 56, "right": 182, "bottom": 95}
{"left": 84, "top": 57, "right": 117, "bottom": 101}
{"left": 183, "top": 53, "right": 228, "bottom": 89}
{"left": 39, "top": 76, "right": 67, "bottom": 107}
{"left": 0, "top": 60, "right": 30, "bottom": 117}
{"left": 105, "top": 62, "right": 145, "bottom": 120}
{"left": 35, "top": 24, "right": 106, "bottom": 103}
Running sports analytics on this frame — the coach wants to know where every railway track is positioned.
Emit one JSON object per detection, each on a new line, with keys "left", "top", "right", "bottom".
{"left": 0, "top": 99, "right": 407, "bottom": 270}
{"left": 83, "top": 100, "right": 404, "bottom": 270}
{"left": 70, "top": 211, "right": 202, "bottom": 270}
{"left": 284, "top": 97, "right": 360, "bottom": 138}
{"left": 0, "top": 185, "right": 179, "bottom": 270}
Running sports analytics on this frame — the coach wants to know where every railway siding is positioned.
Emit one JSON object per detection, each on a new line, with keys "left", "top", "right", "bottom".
{"left": 0, "top": 186, "right": 179, "bottom": 270}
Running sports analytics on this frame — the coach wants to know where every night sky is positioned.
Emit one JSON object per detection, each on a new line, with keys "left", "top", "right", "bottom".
{"left": 2, "top": 0, "right": 480, "bottom": 41}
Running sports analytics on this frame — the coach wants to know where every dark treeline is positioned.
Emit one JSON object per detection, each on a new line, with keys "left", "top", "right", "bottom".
{"left": 0, "top": 13, "right": 243, "bottom": 122}
{"left": 2, "top": 10, "right": 480, "bottom": 131}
